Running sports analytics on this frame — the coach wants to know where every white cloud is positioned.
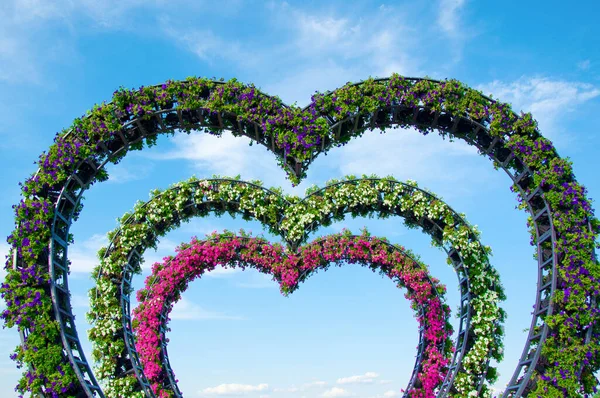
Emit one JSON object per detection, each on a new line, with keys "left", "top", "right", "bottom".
{"left": 0, "top": 0, "right": 107, "bottom": 84}
{"left": 170, "top": 297, "right": 245, "bottom": 321}
{"left": 68, "top": 234, "right": 109, "bottom": 274}
{"left": 378, "top": 380, "right": 393, "bottom": 385}
{"left": 328, "top": 125, "right": 488, "bottom": 199}
{"left": 0, "top": 0, "right": 192, "bottom": 84}
{"left": 295, "top": 14, "right": 357, "bottom": 52}
{"left": 105, "top": 160, "right": 153, "bottom": 184}
{"left": 68, "top": 233, "right": 180, "bottom": 274}
{"left": 322, "top": 387, "right": 354, "bottom": 397}
{"left": 235, "top": 273, "right": 277, "bottom": 289}
{"left": 139, "top": 238, "right": 180, "bottom": 271}
{"left": 71, "top": 294, "right": 90, "bottom": 309}
{"left": 199, "top": 382, "right": 268, "bottom": 396}
{"left": 10, "top": 0, "right": 65, "bottom": 21}
{"left": 437, "top": 0, "right": 467, "bottom": 38}
{"left": 268, "top": 5, "right": 419, "bottom": 102}
{"left": 262, "top": 61, "right": 362, "bottom": 108}
{"left": 158, "top": 17, "right": 259, "bottom": 68}
{"left": 304, "top": 381, "right": 327, "bottom": 388}
{"left": 153, "top": 131, "right": 294, "bottom": 190}
{"left": 10, "top": 0, "right": 139, "bottom": 24}
{"left": 0, "top": 6, "right": 45, "bottom": 83}
{"left": 336, "top": 372, "right": 379, "bottom": 385}
{"left": 477, "top": 77, "right": 600, "bottom": 142}
{"left": 160, "top": 3, "right": 419, "bottom": 106}
{"left": 71, "top": 0, "right": 148, "bottom": 28}
{"left": 283, "top": 5, "right": 415, "bottom": 68}
{"left": 205, "top": 265, "right": 242, "bottom": 277}
{"left": 436, "top": 0, "right": 473, "bottom": 64}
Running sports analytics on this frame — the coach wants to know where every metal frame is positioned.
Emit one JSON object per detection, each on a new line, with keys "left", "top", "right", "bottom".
{"left": 11, "top": 76, "right": 593, "bottom": 397}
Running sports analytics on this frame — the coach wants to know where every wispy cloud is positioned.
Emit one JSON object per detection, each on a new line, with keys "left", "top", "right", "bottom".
{"left": 12, "top": 0, "right": 153, "bottom": 29}
{"left": 336, "top": 372, "right": 379, "bottom": 385}
{"left": 71, "top": 294, "right": 90, "bottom": 309}
{"left": 104, "top": 160, "right": 154, "bottom": 184}
{"left": 0, "top": 2, "right": 51, "bottom": 84}
{"left": 304, "top": 380, "right": 327, "bottom": 388}
{"left": 435, "top": 0, "right": 474, "bottom": 64}
{"left": 263, "top": 4, "right": 419, "bottom": 104}
{"left": 170, "top": 297, "right": 245, "bottom": 321}
{"left": 327, "top": 125, "right": 488, "bottom": 199}
{"left": 140, "top": 238, "right": 182, "bottom": 270}
{"left": 0, "top": 0, "right": 138, "bottom": 84}
{"left": 235, "top": 273, "right": 277, "bottom": 289}
{"left": 69, "top": 0, "right": 148, "bottom": 28}
{"left": 68, "top": 233, "right": 181, "bottom": 274}
{"left": 437, "top": 0, "right": 467, "bottom": 38}
{"left": 199, "top": 382, "right": 269, "bottom": 396}
{"left": 68, "top": 234, "right": 109, "bottom": 274}
{"left": 158, "top": 3, "right": 420, "bottom": 106}
{"left": 477, "top": 77, "right": 600, "bottom": 143}
{"left": 322, "top": 387, "right": 354, "bottom": 397}
{"left": 0, "top": 0, "right": 189, "bottom": 84}
{"left": 151, "top": 131, "right": 312, "bottom": 195}
{"left": 158, "top": 16, "right": 259, "bottom": 68}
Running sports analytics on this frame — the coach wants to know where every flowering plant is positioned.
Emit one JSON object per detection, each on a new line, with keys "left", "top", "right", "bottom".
{"left": 132, "top": 229, "right": 453, "bottom": 398}
{"left": 2, "top": 74, "right": 598, "bottom": 397}
{"left": 88, "top": 175, "right": 503, "bottom": 398}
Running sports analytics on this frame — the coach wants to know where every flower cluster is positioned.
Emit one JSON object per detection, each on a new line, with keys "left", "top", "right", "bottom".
{"left": 87, "top": 175, "right": 502, "bottom": 397}
{"left": 132, "top": 230, "right": 453, "bottom": 398}
{"left": 2, "top": 74, "right": 598, "bottom": 397}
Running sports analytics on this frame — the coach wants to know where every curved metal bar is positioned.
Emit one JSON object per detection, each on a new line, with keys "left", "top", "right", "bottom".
{"left": 143, "top": 234, "right": 447, "bottom": 398}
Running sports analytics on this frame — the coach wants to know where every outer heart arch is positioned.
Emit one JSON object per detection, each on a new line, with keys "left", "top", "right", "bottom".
{"left": 5, "top": 75, "right": 598, "bottom": 398}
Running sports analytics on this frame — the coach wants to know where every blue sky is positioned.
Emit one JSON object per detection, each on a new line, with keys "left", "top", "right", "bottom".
{"left": 1, "top": 0, "right": 599, "bottom": 397}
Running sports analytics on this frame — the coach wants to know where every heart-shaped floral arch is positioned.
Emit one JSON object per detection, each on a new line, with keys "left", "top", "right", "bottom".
{"left": 89, "top": 175, "right": 500, "bottom": 397}
{"left": 1, "top": 74, "right": 598, "bottom": 397}
{"left": 132, "top": 230, "right": 454, "bottom": 398}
